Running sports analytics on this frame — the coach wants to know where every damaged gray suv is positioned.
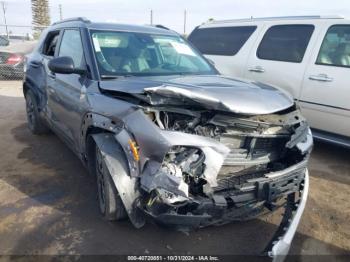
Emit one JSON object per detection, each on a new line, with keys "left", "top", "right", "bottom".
{"left": 24, "top": 18, "right": 313, "bottom": 258}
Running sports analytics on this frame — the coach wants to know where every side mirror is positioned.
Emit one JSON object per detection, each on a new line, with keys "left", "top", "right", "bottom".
{"left": 48, "top": 56, "right": 86, "bottom": 75}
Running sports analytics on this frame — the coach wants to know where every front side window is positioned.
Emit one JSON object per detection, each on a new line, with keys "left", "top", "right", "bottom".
{"left": 188, "top": 26, "right": 257, "bottom": 56}
{"left": 58, "top": 29, "right": 85, "bottom": 68}
{"left": 90, "top": 30, "right": 215, "bottom": 77}
{"left": 257, "top": 25, "right": 314, "bottom": 63}
{"left": 316, "top": 25, "right": 350, "bottom": 68}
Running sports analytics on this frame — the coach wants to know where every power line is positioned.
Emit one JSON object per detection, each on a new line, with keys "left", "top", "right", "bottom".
{"left": 184, "top": 9, "right": 187, "bottom": 35}
{"left": 59, "top": 4, "right": 63, "bottom": 20}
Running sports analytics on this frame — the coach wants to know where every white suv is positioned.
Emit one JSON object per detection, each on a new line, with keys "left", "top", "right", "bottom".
{"left": 188, "top": 15, "right": 350, "bottom": 147}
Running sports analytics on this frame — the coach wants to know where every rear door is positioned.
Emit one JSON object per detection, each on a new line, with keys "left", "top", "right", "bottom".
{"left": 25, "top": 30, "right": 61, "bottom": 115}
{"left": 299, "top": 22, "right": 350, "bottom": 137}
{"left": 188, "top": 23, "right": 260, "bottom": 77}
{"left": 244, "top": 22, "right": 319, "bottom": 98}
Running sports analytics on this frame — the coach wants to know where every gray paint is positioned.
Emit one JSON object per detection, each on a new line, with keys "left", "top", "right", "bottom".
{"left": 99, "top": 75, "right": 294, "bottom": 115}
{"left": 23, "top": 21, "right": 314, "bottom": 258}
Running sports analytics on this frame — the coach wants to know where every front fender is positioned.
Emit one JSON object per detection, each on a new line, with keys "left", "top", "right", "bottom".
{"left": 92, "top": 133, "right": 145, "bottom": 228}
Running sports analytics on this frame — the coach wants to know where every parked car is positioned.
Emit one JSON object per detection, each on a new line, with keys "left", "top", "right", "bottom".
{"left": 0, "top": 33, "right": 34, "bottom": 42}
{"left": 24, "top": 17, "right": 313, "bottom": 259}
{"left": 188, "top": 15, "right": 350, "bottom": 147}
{"left": 0, "top": 40, "right": 37, "bottom": 79}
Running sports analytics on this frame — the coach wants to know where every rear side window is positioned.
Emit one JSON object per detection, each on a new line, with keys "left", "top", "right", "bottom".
{"left": 257, "top": 25, "right": 314, "bottom": 63}
{"left": 316, "top": 25, "right": 350, "bottom": 68}
{"left": 42, "top": 31, "right": 60, "bottom": 56}
{"left": 188, "top": 26, "right": 257, "bottom": 56}
{"left": 58, "top": 29, "right": 85, "bottom": 68}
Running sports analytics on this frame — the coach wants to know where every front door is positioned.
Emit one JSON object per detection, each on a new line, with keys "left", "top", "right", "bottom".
{"left": 47, "top": 28, "right": 88, "bottom": 149}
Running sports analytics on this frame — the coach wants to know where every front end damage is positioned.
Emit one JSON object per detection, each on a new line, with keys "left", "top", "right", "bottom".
{"left": 136, "top": 107, "right": 312, "bottom": 227}
{"left": 97, "top": 82, "right": 313, "bottom": 259}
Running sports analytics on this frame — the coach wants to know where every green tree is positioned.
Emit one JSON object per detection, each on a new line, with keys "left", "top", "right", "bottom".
{"left": 31, "top": 0, "right": 51, "bottom": 38}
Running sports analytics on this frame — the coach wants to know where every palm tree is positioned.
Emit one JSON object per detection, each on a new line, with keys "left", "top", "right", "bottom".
{"left": 31, "top": 0, "right": 51, "bottom": 38}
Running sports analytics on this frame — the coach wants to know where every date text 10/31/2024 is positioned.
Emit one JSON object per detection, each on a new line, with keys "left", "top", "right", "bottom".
{"left": 127, "top": 256, "right": 220, "bottom": 261}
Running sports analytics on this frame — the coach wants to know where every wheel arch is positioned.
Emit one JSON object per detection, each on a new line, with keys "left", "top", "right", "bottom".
{"left": 23, "top": 81, "right": 44, "bottom": 111}
{"left": 85, "top": 126, "right": 111, "bottom": 176}
{"left": 81, "top": 112, "right": 122, "bottom": 167}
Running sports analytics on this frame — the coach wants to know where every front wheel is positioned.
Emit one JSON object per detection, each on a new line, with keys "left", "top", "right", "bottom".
{"left": 95, "top": 146, "right": 127, "bottom": 221}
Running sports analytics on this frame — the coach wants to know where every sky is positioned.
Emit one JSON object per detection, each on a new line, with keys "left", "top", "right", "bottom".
{"left": 1, "top": 0, "right": 350, "bottom": 35}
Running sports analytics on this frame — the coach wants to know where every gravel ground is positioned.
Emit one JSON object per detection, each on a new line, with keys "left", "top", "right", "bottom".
{"left": 0, "top": 81, "right": 349, "bottom": 260}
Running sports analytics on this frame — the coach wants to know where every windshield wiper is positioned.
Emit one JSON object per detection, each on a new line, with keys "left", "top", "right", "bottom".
{"left": 100, "top": 74, "right": 135, "bottom": 80}
{"left": 175, "top": 72, "right": 205, "bottom": 76}
{"left": 100, "top": 75, "right": 121, "bottom": 80}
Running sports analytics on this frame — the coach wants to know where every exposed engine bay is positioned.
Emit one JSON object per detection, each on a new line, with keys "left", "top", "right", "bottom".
{"left": 136, "top": 104, "right": 312, "bottom": 227}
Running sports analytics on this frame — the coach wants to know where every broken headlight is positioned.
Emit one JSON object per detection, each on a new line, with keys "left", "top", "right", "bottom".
{"left": 145, "top": 146, "right": 206, "bottom": 209}
{"left": 156, "top": 188, "right": 188, "bottom": 205}
{"left": 162, "top": 146, "right": 207, "bottom": 196}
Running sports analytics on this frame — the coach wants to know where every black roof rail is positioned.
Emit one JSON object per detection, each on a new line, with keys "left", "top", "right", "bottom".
{"left": 154, "top": 24, "right": 170, "bottom": 30}
{"left": 52, "top": 17, "right": 91, "bottom": 26}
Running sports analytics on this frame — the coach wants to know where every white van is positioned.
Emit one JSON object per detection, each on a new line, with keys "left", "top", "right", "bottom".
{"left": 188, "top": 16, "right": 350, "bottom": 147}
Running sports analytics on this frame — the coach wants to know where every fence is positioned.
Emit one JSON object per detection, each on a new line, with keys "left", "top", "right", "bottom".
{"left": 0, "top": 24, "right": 47, "bottom": 81}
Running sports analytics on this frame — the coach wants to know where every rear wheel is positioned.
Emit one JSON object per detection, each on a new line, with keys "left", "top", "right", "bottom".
{"left": 25, "top": 90, "right": 50, "bottom": 135}
{"left": 95, "top": 146, "right": 127, "bottom": 221}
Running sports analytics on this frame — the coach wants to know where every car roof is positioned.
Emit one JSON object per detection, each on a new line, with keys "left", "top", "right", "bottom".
{"left": 198, "top": 15, "right": 345, "bottom": 28}
{"left": 50, "top": 17, "right": 178, "bottom": 36}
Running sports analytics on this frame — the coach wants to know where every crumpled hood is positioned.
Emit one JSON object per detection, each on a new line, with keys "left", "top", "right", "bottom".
{"left": 99, "top": 75, "right": 294, "bottom": 115}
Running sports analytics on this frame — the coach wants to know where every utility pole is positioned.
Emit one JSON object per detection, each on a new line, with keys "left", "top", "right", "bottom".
{"left": 150, "top": 9, "right": 153, "bottom": 25}
{"left": 183, "top": 9, "right": 187, "bottom": 35}
{"left": 59, "top": 4, "right": 63, "bottom": 20}
{"left": 0, "top": 1, "right": 9, "bottom": 39}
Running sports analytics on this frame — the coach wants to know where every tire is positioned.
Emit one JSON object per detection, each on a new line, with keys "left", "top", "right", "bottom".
{"left": 95, "top": 145, "right": 128, "bottom": 221}
{"left": 25, "top": 89, "right": 50, "bottom": 135}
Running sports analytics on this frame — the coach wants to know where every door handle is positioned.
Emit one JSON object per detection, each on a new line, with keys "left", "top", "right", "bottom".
{"left": 248, "top": 66, "right": 265, "bottom": 73}
{"left": 309, "top": 74, "right": 333, "bottom": 82}
{"left": 29, "top": 60, "right": 42, "bottom": 68}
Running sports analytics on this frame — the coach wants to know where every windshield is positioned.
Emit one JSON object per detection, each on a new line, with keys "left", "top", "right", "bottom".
{"left": 90, "top": 30, "right": 216, "bottom": 77}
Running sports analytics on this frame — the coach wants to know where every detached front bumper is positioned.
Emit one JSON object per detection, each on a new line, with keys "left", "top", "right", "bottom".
{"left": 141, "top": 168, "right": 308, "bottom": 262}
{"left": 268, "top": 169, "right": 309, "bottom": 262}
{"left": 142, "top": 161, "right": 308, "bottom": 229}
